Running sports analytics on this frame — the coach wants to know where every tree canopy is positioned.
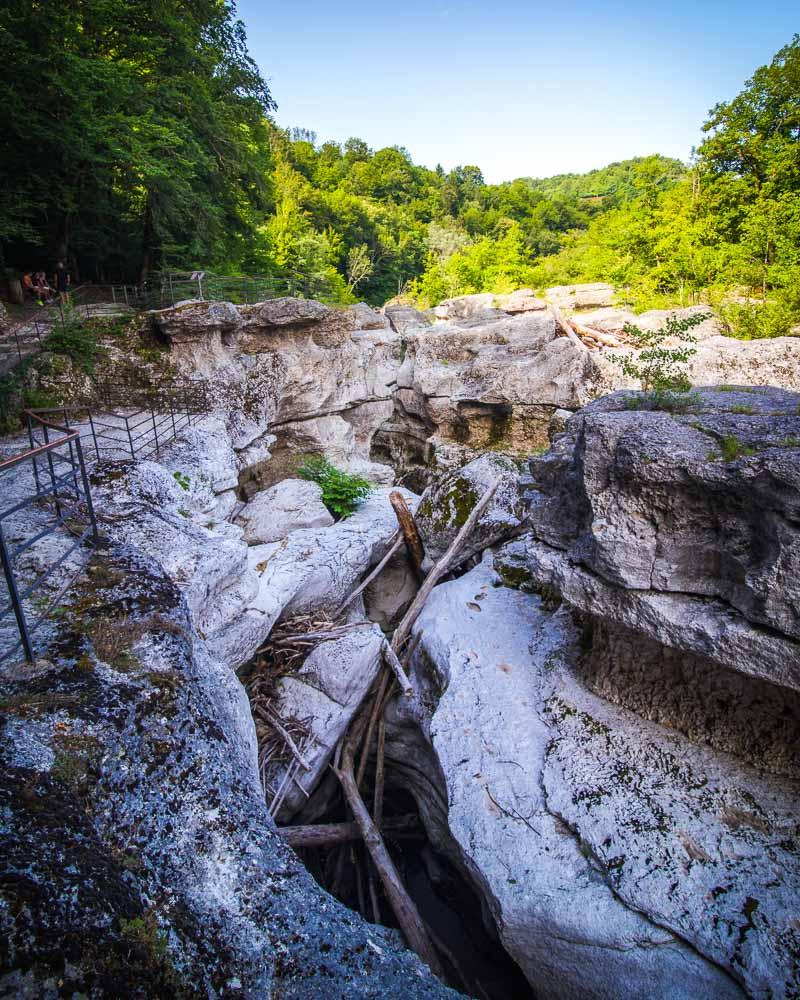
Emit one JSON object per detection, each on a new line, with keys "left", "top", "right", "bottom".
{"left": 0, "top": 0, "right": 275, "bottom": 280}
{"left": 1, "top": 5, "right": 797, "bottom": 338}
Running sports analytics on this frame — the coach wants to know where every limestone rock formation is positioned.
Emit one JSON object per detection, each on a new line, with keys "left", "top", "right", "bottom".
{"left": 545, "top": 282, "right": 616, "bottom": 309}
{"left": 523, "top": 386, "right": 800, "bottom": 689}
{"left": 0, "top": 542, "right": 453, "bottom": 997}
{"left": 234, "top": 478, "right": 333, "bottom": 544}
{"left": 268, "top": 622, "right": 385, "bottom": 820}
{"left": 152, "top": 297, "right": 397, "bottom": 492}
{"left": 380, "top": 388, "right": 800, "bottom": 998}
{"left": 389, "top": 557, "right": 748, "bottom": 999}
{"left": 87, "top": 455, "right": 416, "bottom": 670}
{"left": 150, "top": 296, "right": 800, "bottom": 496}
{"left": 415, "top": 452, "right": 526, "bottom": 567}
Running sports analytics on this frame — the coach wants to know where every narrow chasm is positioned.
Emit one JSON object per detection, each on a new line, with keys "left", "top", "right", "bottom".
{"left": 238, "top": 593, "right": 533, "bottom": 1000}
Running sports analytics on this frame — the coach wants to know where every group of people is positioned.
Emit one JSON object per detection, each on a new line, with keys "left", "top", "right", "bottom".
{"left": 21, "top": 262, "right": 71, "bottom": 306}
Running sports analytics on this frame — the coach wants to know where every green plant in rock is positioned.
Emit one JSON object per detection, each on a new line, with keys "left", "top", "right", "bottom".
{"left": 612, "top": 312, "right": 708, "bottom": 410}
{"left": 172, "top": 471, "right": 191, "bottom": 491}
{"left": 719, "top": 434, "right": 756, "bottom": 461}
{"left": 297, "top": 456, "right": 373, "bottom": 519}
{"left": 44, "top": 318, "right": 102, "bottom": 373}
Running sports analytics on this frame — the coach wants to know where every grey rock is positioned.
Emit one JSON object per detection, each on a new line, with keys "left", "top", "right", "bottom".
{"left": 383, "top": 302, "right": 432, "bottom": 336}
{"left": 389, "top": 558, "right": 755, "bottom": 998}
{"left": 546, "top": 282, "right": 616, "bottom": 310}
{"left": 523, "top": 388, "right": 800, "bottom": 676}
{"left": 234, "top": 478, "right": 333, "bottom": 544}
{"left": 268, "top": 623, "right": 384, "bottom": 820}
{"left": 548, "top": 407, "right": 573, "bottom": 440}
{"left": 415, "top": 453, "right": 526, "bottom": 567}
{"left": 0, "top": 544, "right": 453, "bottom": 997}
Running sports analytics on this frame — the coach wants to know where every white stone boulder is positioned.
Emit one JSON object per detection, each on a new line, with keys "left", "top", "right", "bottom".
{"left": 209, "top": 487, "right": 419, "bottom": 667}
{"left": 546, "top": 282, "right": 616, "bottom": 310}
{"left": 268, "top": 623, "right": 385, "bottom": 820}
{"left": 234, "top": 479, "right": 333, "bottom": 544}
{"left": 393, "top": 556, "right": 797, "bottom": 998}
{"left": 415, "top": 453, "right": 526, "bottom": 567}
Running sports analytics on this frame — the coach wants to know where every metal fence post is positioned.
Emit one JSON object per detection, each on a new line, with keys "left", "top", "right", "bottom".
{"left": 151, "top": 407, "right": 159, "bottom": 456}
{"left": 124, "top": 414, "right": 136, "bottom": 461}
{"left": 88, "top": 410, "right": 100, "bottom": 460}
{"left": 76, "top": 438, "right": 99, "bottom": 544}
{"left": 42, "top": 422, "right": 62, "bottom": 519}
{"left": 26, "top": 414, "right": 42, "bottom": 494}
{"left": 0, "top": 522, "right": 35, "bottom": 662}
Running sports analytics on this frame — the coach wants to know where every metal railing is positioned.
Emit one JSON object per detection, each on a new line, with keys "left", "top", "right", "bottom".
{"left": 0, "top": 410, "right": 99, "bottom": 664}
{"left": 0, "top": 284, "right": 134, "bottom": 376}
{"left": 30, "top": 380, "right": 209, "bottom": 463}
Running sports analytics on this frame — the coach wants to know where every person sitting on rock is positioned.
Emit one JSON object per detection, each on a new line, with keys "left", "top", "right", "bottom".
{"left": 33, "top": 271, "right": 54, "bottom": 304}
{"left": 22, "top": 271, "right": 40, "bottom": 303}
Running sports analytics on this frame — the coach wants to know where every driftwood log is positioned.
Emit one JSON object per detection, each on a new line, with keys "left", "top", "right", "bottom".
{"left": 392, "top": 479, "right": 500, "bottom": 654}
{"left": 334, "top": 732, "right": 444, "bottom": 977}
{"left": 389, "top": 490, "right": 426, "bottom": 576}
{"left": 279, "top": 812, "right": 419, "bottom": 848}
{"left": 315, "top": 483, "right": 501, "bottom": 980}
{"left": 335, "top": 532, "right": 404, "bottom": 617}
{"left": 551, "top": 303, "right": 623, "bottom": 350}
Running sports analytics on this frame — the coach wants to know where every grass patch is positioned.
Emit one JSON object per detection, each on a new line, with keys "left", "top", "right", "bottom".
{"left": 44, "top": 317, "right": 103, "bottom": 373}
{"left": 719, "top": 435, "right": 756, "bottom": 462}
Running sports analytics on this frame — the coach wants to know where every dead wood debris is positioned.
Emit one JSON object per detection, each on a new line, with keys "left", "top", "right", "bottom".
{"left": 246, "top": 611, "right": 360, "bottom": 811}
{"left": 550, "top": 303, "right": 625, "bottom": 351}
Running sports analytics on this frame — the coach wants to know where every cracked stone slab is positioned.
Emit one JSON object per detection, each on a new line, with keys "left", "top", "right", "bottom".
{"left": 403, "top": 557, "right": 748, "bottom": 998}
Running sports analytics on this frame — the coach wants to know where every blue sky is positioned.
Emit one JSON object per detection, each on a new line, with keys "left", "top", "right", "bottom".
{"left": 236, "top": 1, "right": 797, "bottom": 182}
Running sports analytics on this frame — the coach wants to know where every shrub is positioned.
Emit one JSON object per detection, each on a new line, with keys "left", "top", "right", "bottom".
{"left": 45, "top": 317, "right": 102, "bottom": 373}
{"left": 297, "top": 456, "right": 373, "bottom": 519}
{"left": 612, "top": 312, "right": 708, "bottom": 410}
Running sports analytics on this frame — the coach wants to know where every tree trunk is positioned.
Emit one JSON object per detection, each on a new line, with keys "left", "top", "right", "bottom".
{"left": 139, "top": 194, "right": 155, "bottom": 285}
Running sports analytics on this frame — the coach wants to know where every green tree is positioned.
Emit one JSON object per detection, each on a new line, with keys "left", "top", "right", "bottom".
{"left": 0, "top": 0, "right": 275, "bottom": 278}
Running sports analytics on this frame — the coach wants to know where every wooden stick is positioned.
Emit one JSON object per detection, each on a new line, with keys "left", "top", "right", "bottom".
{"left": 373, "top": 716, "right": 387, "bottom": 831}
{"left": 264, "top": 708, "right": 312, "bottom": 772}
{"left": 550, "top": 304, "right": 587, "bottom": 351}
{"left": 570, "top": 318, "right": 622, "bottom": 348}
{"left": 381, "top": 641, "right": 414, "bottom": 698}
{"left": 389, "top": 491, "right": 425, "bottom": 575}
{"left": 356, "top": 669, "right": 391, "bottom": 787}
{"left": 272, "top": 622, "right": 369, "bottom": 645}
{"left": 269, "top": 758, "right": 298, "bottom": 818}
{"left": 392, "top": 479, "right": 500, "bottom": 654}
{"left": 335, "top": 533, "right": 404, "bottom": 617}
{"left": 334, "top": 735, "right": 444, "bottom": 978}
{"left": 278, "top": 813, "right": 420, "bottom": 848}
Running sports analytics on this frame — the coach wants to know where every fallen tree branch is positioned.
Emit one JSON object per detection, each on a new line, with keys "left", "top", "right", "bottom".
{"left": 335, "top": 533, "right": 404, "bottom": 617}
{"left": 381, "top": 640, "right": 414, "bottom": 698}
{"left": 550, "top": 304, "right": 587, "bottom": 351}
{"left": 570, "top": 318, "right": 622, "bottom": 348}
{"left": 356, "top": 669, "right": 391, "bottom": 787}
{"left": 334, "top": 735, "right": 444, "bottom": 977}
{"left": 392, "top": 479, "right": 500, "bottom": 654}
{"left": 272, "top": 622, "right": 369, "bottom": 646}
{"left": 389, "top": 491, "right": 425, "bottom": 576}
{"left": 264, "top": 707, "right": 312, "bottom": 772}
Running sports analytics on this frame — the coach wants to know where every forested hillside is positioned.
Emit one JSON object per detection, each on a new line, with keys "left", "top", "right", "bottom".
{"left": 1, "top": 2, "right": 797, "bottom": 337}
